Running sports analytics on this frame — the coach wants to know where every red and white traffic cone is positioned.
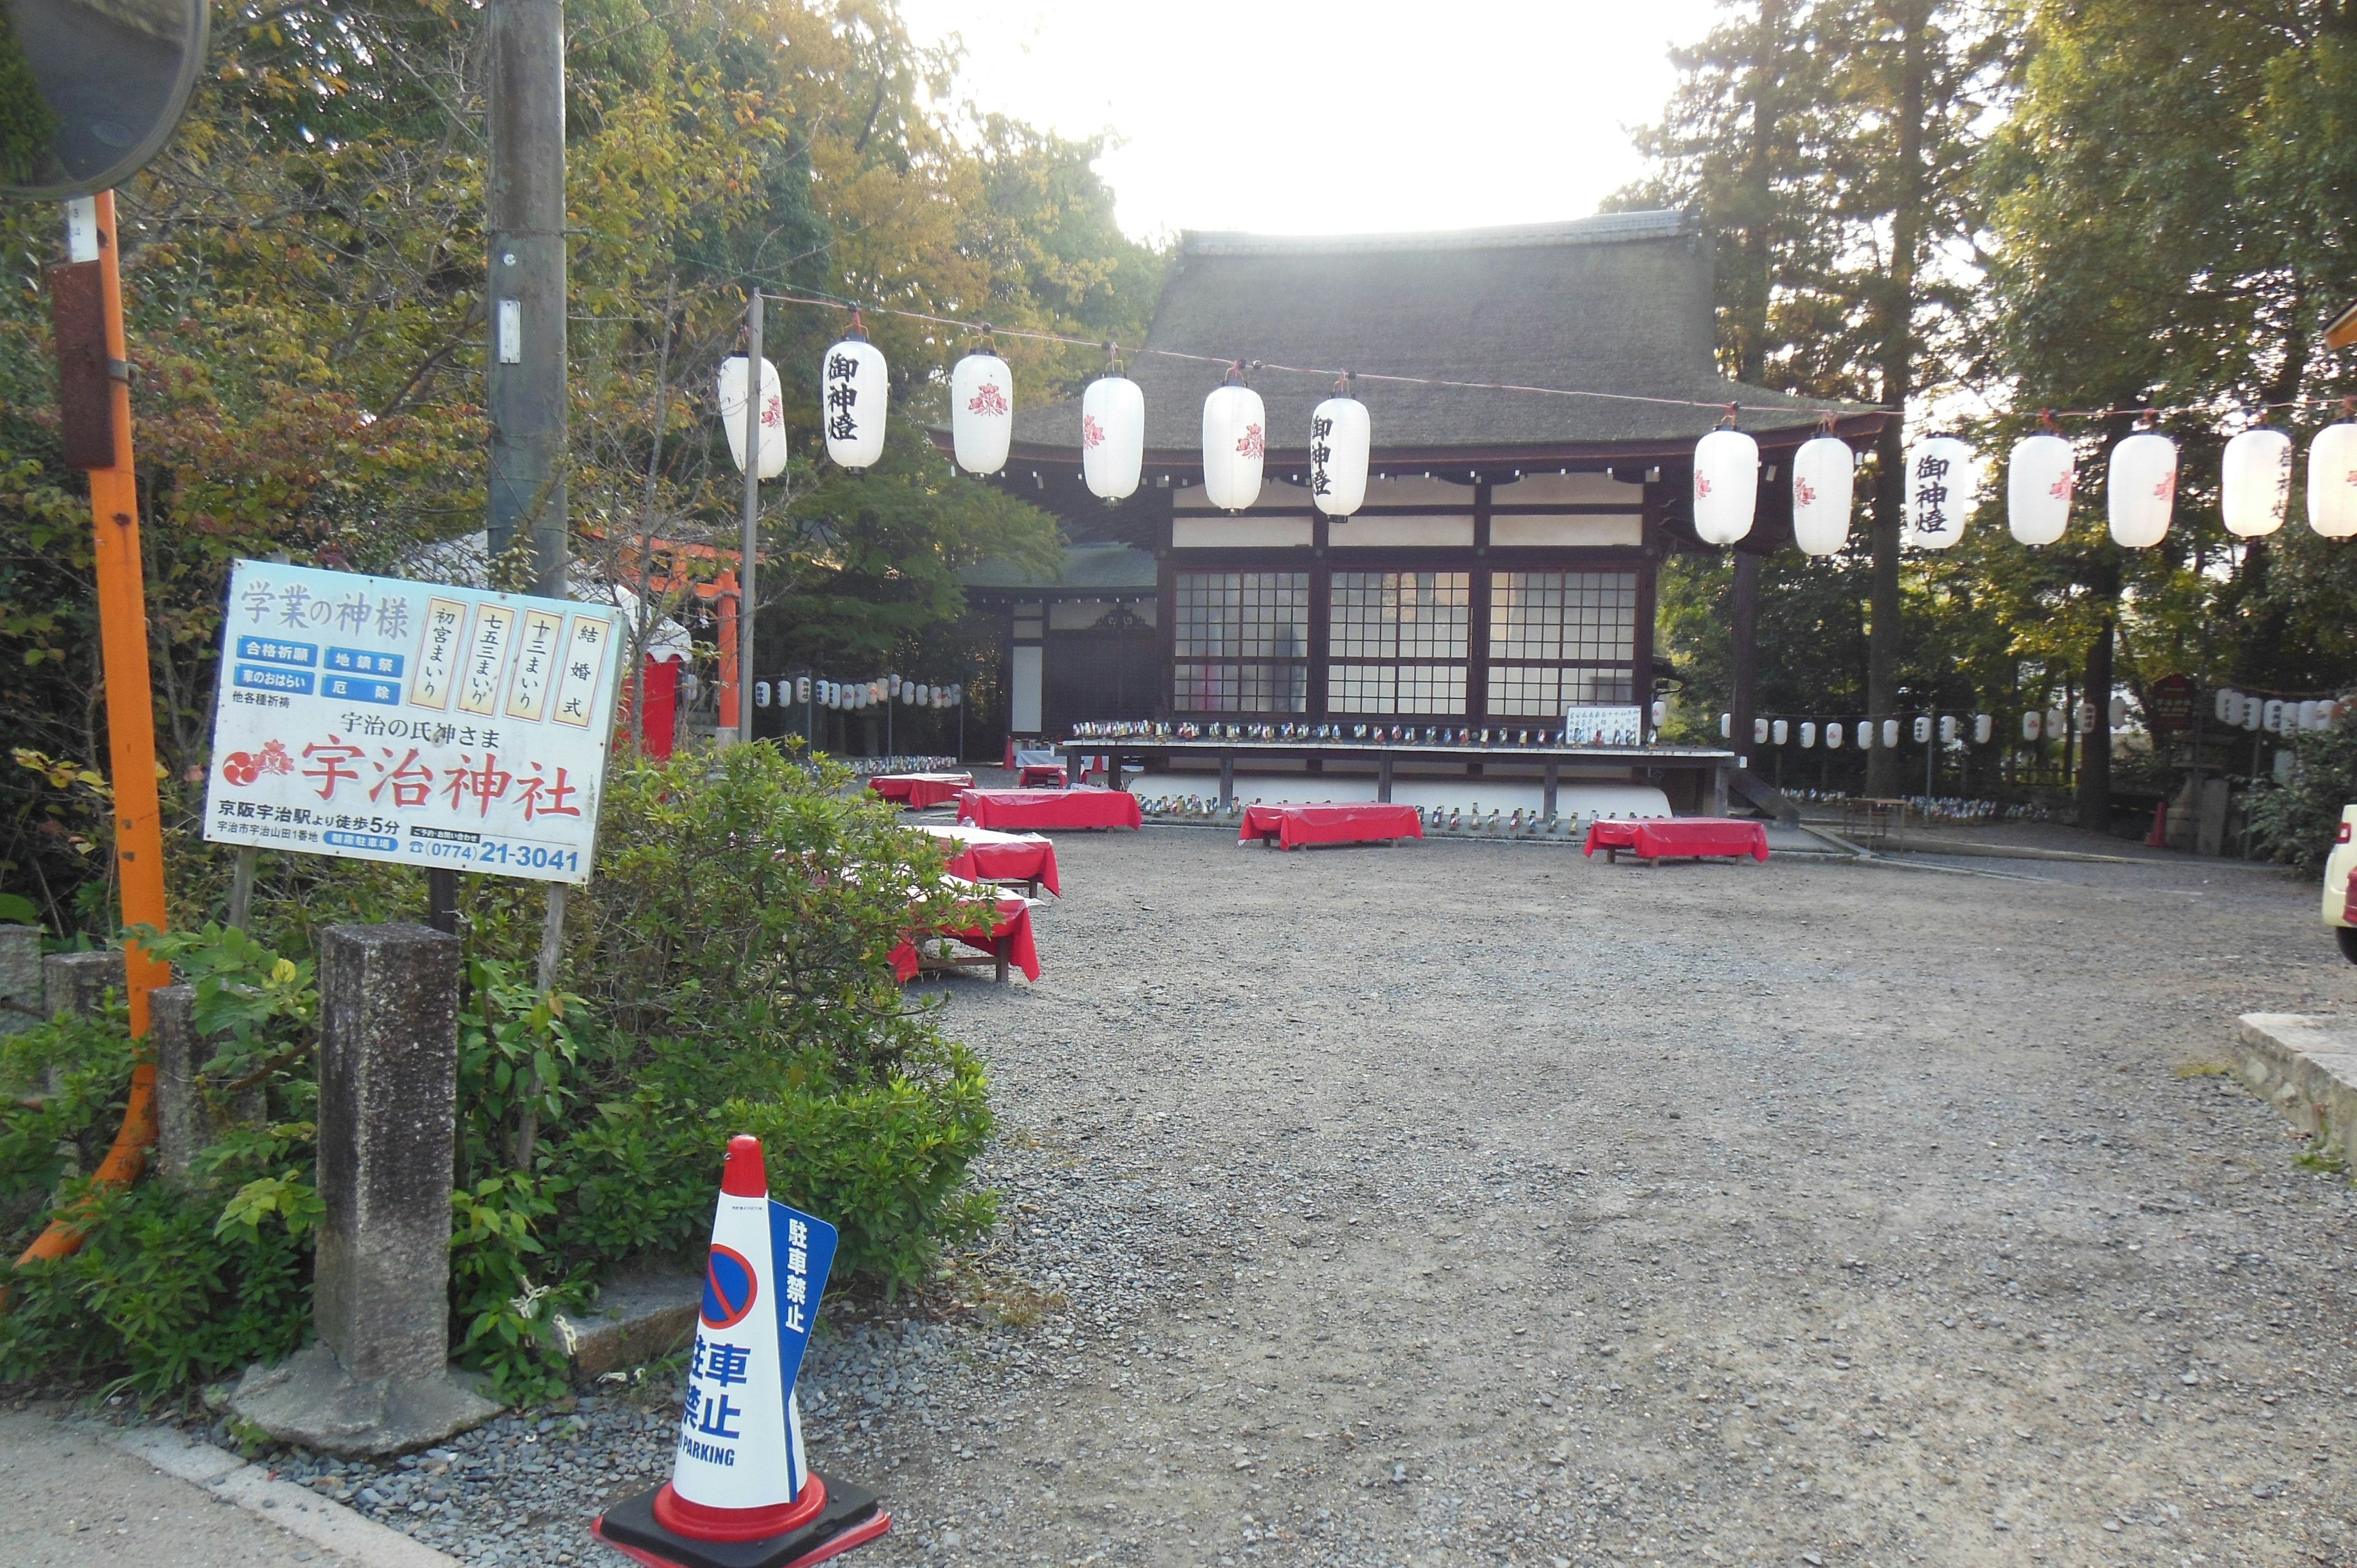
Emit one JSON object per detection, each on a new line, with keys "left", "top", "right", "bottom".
{"left": 592, "top": 1136, "right": 890, "bottom": 1568}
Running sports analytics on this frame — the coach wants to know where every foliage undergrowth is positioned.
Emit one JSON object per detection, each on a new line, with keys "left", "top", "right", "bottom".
{"left": 0, "top": 745, "right": 995, "bottom": 1405}
{"left": 2248, "top": 709, "right": 2357, "bottom": 873}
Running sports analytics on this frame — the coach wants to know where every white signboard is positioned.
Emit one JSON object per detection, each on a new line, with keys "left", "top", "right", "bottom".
{"left": 202, "top": 561, "right": 623, "bottom": 884}
{"left": 1563, "top": 705, "right": 1646, "bottom": 747}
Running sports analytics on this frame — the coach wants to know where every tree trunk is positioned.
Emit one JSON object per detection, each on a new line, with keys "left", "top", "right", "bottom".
{"left": 2077, "top": 563, "right": 2119, "bottom": 833}
{"left": 1866, "top": 0, "right": 1930, "bottom": 800}
{"left": 1735, "top": 0, "right": 1786, "bottom": 384}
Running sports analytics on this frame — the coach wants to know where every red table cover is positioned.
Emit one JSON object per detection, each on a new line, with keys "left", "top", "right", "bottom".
{"left": 956, "top": 787, "right": 1143, "bottom": 832}
{"left": 1583, "top": 817, "right": 1770, "bottom": 862}
{"left": 889, "top": 887, "right": 1039, "bottom": 982}
{"left": 1239, "top": 801, "right": 1425, "bottom": 850}
{"left": 915, "top": 824, "right": 1061, "bottom": 897}
{"left": 1016, "top": 763, "right": 1068, "bottom": 788}
{"left": 869, "top": 772, "right": 974, "bottom": 809}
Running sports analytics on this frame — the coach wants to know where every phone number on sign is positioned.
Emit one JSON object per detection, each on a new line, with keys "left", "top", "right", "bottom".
{"left": 407, "top": 837, "right": 582, "bottom": 873}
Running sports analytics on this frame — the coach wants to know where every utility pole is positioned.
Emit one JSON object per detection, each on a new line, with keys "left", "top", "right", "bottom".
{"left": 739, "top": 291, "right": 762, "bottom": 744}
{"left": 486, "top": 0, "right": 568, "bottom": 597}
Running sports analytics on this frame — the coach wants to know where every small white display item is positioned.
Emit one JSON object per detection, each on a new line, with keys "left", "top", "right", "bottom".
{"left": 1692, "top": 426, "right": 1759, "bottom": 546}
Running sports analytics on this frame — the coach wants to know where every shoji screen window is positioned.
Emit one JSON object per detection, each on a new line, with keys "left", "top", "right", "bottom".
{"left": 1486, "top": 570, "right": 1638, "bottom": 716}
{"left": 1172, "top": 572, "right": 1309, "bottom": 713}
{"left": 1326, "top": 571, "right": 1469, "bottom": 714}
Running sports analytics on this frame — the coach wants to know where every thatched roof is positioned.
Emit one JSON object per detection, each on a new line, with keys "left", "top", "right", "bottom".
{"left": 1006, "top": 212, "right": 1872, "bottom": 464}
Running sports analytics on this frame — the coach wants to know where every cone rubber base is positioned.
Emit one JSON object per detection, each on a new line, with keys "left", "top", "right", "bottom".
{"left": 592, "top": 1473, "right": 889, "bottom": 1568}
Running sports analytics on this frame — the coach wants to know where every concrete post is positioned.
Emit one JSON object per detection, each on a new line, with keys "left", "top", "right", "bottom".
{"left": 44, "top": 948, "right": 125, "bottom": 1019}
{"left": 231, "top": 922, "right": 497, "bottom": 1454}
{"left": 150, "top": 984, "right": 265, "bottom": 1184}
{"left": 0, "top": 925, "right": 42, "bottom": 1033}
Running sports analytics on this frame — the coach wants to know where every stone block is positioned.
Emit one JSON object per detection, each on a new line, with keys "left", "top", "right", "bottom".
{"left": 44, "top": 948, "right": 124, "bottom": 1020}
{"left": 550, "top": 1273, "right": 703, "bottom": 1382}
{"left": 232, "top": 922, "right": 497, "bottom": 1454}
{"left": 0, "top": 925, "right": 43, "bottom": 1030}
{"left": 2234, "top": 1013, "right": 2357, "bottom": 1162}
{"left": 151, "top": 984, "right": 266, "bottom": 1184}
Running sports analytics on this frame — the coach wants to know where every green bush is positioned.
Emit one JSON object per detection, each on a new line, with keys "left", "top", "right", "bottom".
{"left": 0, "top": 743, "right": 999, "bottom": 1405}
{"left": 2249, "top": 709, "right": 2357, "bottom": 873}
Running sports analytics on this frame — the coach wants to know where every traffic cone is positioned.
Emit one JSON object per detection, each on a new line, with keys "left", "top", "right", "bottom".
{"left": 592, "top": 1136, "right": 890, "bottom": 1568}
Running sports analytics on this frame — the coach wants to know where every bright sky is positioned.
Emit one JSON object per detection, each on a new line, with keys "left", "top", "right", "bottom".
{"left": 895, "top": 0, "right": 1719, "bottom": 243}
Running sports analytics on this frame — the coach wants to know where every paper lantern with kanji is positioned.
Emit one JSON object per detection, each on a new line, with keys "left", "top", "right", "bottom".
{"left": 1201, "top": 374, "right": 1267, "bottom": 512}
{"left": 1913, "top": 715, "right": 1932, "bottom": 743}
{"left": 2220, "top": 427, "right": 2293, "bottom": 538}
{"left": 1081, "top": 374, "right": 1145, "bottom": 501}
{"left": 2264, "top": 698, "right": 2285, "bottom": 734}
{"left": 1903, "top": 436, "right": 1976, "bottom": 549}
{"left": 2242, "top": 694, "right": 2263, "bottom": 731}
{"left": 1692, "top": 428, "right": 1759, "bottom": 546}
{"left": 1310, "top": 395, "right": 1371, "bottom": 517}
{"left": 950, "top": 352, "right": 1014, "bottom": 476}
{"left": 2215, "top": 687, "right": 2238, "bottom": 722}
{"left": 717, "top": 353, "right": 787, "bottom": 479}
{"left": 2007, "top": 433, "right": 2073, "bottom": 546}
{"left": 1790, "top": 434, "right": 1854, "bottom": 555}
{"left": 2107, "top": 430, "right": 2178, "bottom": 547}
{"left": 2312, "top": 420, "right": 2357, "bottom": 539}
{"left": 819, "top": 333, "right": 888, "bottom": 471}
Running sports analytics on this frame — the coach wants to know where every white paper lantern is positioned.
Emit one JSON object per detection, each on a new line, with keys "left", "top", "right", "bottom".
{"left": 2047, "top": 706, "right": 2067, "bottom": 739}
{"left": 1754, "top": 717, "right": 1769, "bottom": 745}
{"left": 1903, "top": 435, "right": 1978, "bottom": 549}
{"left": 1692, "top": 427, "right": 1760, "bottom": 546}
{"left": 2263, "top": 698, "right": 2285, "bottom": 734}
{"left": 2320, "top": 699, "right": 2339, "bottom": 728}
{"left": 2220, "top": 427, "right": 2293, "bottom": 538}
{"left": 2214, "top": 687, "right": 2237, "bottom": 722}
{"left": 1310, "top": 395, "right": 1371, "bottom": 517}
{"left": 1882, "top": 718, "right": 1899, "bottom": 749}
{"left": 2299, "top": 699, "right": 2320, "bottom": 731}
{"left": 2312, "top": 420, "right": 2357, "bottom": 539}
{"left": 1973, "top": 713, "right": 1992, "bottom": 744}
{"left": 1913, "top": 715, "right": 1932, "bottom": 743}
{"left": 1940, "top": 714, "right": 1958, "bottom": 743}
{"left": 950, "top": 352, "right": 1014, "bottom": 476}
{"left": 2022, "top": 710, "right": 2042, "bottom": 742}
{"left": 1651, "top": 698, "right": 1667, "bottom": 727}
{"left": 718, "top": 353, "right": 788, "bottom": 479}
{"left": 1082, "top": 375, "right": 1145, "bottom": 501}
{"left": 1791, "top": 435, "right": 1855, "bottom": 555}
{"left": 2242, "top": 694, "right": 2262, "bottom": 731}
{"left": 1799, "top": 721, "right": 1817, "bottom": 749}
{"left": 2109, "top": 695, "right": 2129, "bottom": 728}
{"left": 1201, "top": 373, "right": 1267, "bottom": 512}
{"left": 796, "top": 676, "right": 811, "bottom": 704}
{"left": 1719, "top": 712, "right": 1733, "bottom": 739}
{"left": 819, "top": 331, "right": 888, "bottom": 471}
{"left": 2007, "top": 433, "right": 2074, "bottom": 546}
{"left": 1772, "top": 719, "right": 1789, "bottom": 745}
{"left": 2107, "top": 430, "right": 2178, "bottom": 547}
{"left": 1825, "top": 721, "right": 1844, "bottom": 749}
{"left": 754, "top": 679, "right": 771, "bottom": 708}
{"left": 2076, "top": 700, "right": 2096, "bottom": 732}
{"left": 869, "top": 680, "right": 886, "bottom": 705}
{"left": 887, "top": 673, "right": 902, "bottom": 696}
{"left": 902, "top": 682, "right": 919, "bottom": 706}
{"left": 949, "top": 684, "right": 962, "bottom": 705}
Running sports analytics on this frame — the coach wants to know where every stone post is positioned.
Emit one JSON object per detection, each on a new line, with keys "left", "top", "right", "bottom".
{"left": 150, "top": 984, "right": 266, "bottom": 1184}
{"left": 44, "top": 948, "right": 124, "bottom": 1019}
{"left": 231, "top": 922, "right": 497, "bottom": 1454}
{"left": 0, "top": 925, "right": 43, "bottom": 1034}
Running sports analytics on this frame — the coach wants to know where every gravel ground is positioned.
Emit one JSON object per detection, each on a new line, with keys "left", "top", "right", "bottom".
{"left": 226, "top": 824, "right": 2357, "bottom": 1568}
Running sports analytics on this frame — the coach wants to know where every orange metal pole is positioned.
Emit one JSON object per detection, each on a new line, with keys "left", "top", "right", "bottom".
{"left": 14, "top": 190, "right": 169, "bottom": 1276}
{"left": 716, "top": 569, "right": 741, "bottom": 735}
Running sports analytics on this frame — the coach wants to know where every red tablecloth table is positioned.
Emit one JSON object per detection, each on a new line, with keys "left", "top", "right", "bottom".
{"left": 889, "top": 884, "right": 1040, "bottom": 983}
{"left": 868, "top": 772, "right": 975, "bottom": 809}
{"left": 1016, "top": 763, "right": 1068, "bottom": 788}
{"left": 1583, "top": 817, "right": 1770, "bottom": 864}
{"left": 914, "top": 824, "right": 1061, "bottom": 897}
{"left": 1239, "top": 801, "right": 1425, "bottom": 851}
{"left": 956, "top": 787, "right": 1143, "bottom": 832}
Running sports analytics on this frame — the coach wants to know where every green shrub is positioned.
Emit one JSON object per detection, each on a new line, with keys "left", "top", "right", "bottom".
{"left": 2249, "top": 709, "right": 2357, "bottom": 873}
{"left": 0, "top": 742, "right": 999, "bottom": 1405}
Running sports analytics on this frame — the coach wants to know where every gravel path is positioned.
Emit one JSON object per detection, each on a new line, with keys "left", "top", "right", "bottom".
{"left": 257, "top": 825, "right": 2357, "bottom": 1568}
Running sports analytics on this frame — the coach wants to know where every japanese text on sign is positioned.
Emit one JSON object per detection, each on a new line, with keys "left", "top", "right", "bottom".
{"left": 203, "top": 561, "right": 622, "bottom": 884}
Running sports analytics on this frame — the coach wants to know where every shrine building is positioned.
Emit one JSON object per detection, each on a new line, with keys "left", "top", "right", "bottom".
{"left": 958, "top": 210, "right": 1880, "bottom": 775}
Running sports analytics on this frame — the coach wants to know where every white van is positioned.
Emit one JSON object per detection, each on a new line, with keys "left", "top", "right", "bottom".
{"left": 2326, "top": 805, "right": 2357, "bottom": 964}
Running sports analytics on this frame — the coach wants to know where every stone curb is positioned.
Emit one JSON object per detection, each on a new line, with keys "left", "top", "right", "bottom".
{"left": 2234, "top": 1013, "right": 2357, "bottom": 1162}
{"left": 99, "top": 1421, "right": 460, "bottom": 1568}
